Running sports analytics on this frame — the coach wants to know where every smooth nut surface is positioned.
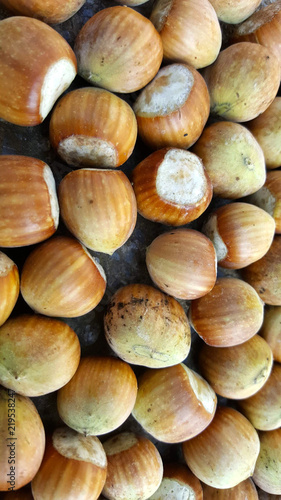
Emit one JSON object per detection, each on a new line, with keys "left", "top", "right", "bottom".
{"left": 102, "top": 432, "right": 163, "bottom": 500}
{"left": 21, "top": 236, "right": 106, "bottom": 318}
{"left": 75, "top": 6, "right": 163, "bottom": 93}
{"left": 192, "top": 121, "right": 266, "bottom": 199}
{"left": 242, "top": 235, "right": 281, "bottom": 305}
{"left": 0, "top": 387, "right": 45, "bottom": 491}
{"left": 146, "top": 229, "right": 217, "bottom": 300}
{"left": 57, "top": 357, "right": 138, "bottom": 436}
{"left": 0, "top": 155, "right": 59, "bottom": 247}
{"left": 0, "top": 251, "right": 19, "bottom": 327}
{"left": 59, "top": 168, "right": 137, "bottom": 254}
{"left": 0, "top": 16, "right": 76, "bottom": 125}
{"left": 50, "top": 88, "right": 137, "bottom": 168}
{"left": 0, "top": 315, "right": 81, "bottom": 396}
{"left": 0, "top": 0, "right": 86, "bottom": 23}
{"left": 203, "top": 202, "right": 275, "bottom": 269}
{"left": 190, "top": 277, "right": 264, "bottom": 347}
{"left": 150, "top": 0, "right": 221, "bottom": 68}
{"left": 133, "top": 363, "right": 217, "bottom": 443}
{"left": 104, "top": 283, "right": 191, "bottom": 368}
{"left": 199, "top": 335, "right": 273, "bottom": 399}
{"left": 182, "top": 406, "right": 260, "bottom": 489}
{"left": 204, "top": 42, "right": 280, "bottom": 122}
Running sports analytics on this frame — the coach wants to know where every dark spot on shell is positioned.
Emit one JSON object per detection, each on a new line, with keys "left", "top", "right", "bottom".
{"left": 130, "top": 297, "right": 144, "bottom": 305}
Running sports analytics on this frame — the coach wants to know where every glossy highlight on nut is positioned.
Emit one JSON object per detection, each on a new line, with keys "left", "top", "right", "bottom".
{"left": 146, "top": 229, "right": 217, "bottom": 300}
{"left": 0, "top": 16, "right": 77, "bottom": 126}
{"left": 199, "top": 335, "right": 273, "bottom": 399}
{"left": 204, "top": 42, "right": 280, "bottom": 122}
{"left": 182, "top": 406, "right": 260, "bottom": 489}
{"left": 21, "top": 236, "right": 106, "bottom": 318}
{"left": 190, "top": 277, "right": 264, "bottom": 347}
{"left": 192, "top": 121, "right": 266, "bottom": 199}
{"left": 132, "top": 363, "right": 217, "bottom": 443}
{"left": 75, "top": 6, "right": 163, "bottom": 93}
{"left": 242, "top": 235, "right": 281, "bottom": 305}
{"left": 203, "top": 202, "right": 275, "bottom": 269}
{"left": 0, "top": 155, "right": 59, "bottom": 247}
{"left": 150, "top": 0, "right": 222, "bottom": 68}
{"left": 102, "top": 432, "right": 163, "bottom": 500}
{"left": 0, "top": 251, "right": 19, "bottom": 327}
{"left": 59, "top": 168, "right": 137, "bottom": 255}
{"left": 50, "top": 87, "right": 137, "bottom": 168}
{"left": 0, "top": 0, "right": 86, "bottom": 24}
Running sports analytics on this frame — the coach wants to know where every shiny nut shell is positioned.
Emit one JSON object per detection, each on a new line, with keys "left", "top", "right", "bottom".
{"left": 259, "top": 306, "right": 281, "bottom": 362}
{"left": 0, "top": 155, "right": 59, "bottom": 247}
{"left": 209, "top": 0, "right": 262, "bottom": 24}
{"left": 182, "top": 406, "right": 260, "bottom": 489}
{"left": 0, "top": 16, "right": 77, "bottom": 126}
{"left": 59, "top": 169, "right": 137, "bottom": 254}
{"left": 239, "top": 363, "right": 281, "bottom": 431}
{"left": 146, "top": 230, "right": 217, "bottom": 300}
{"left": 0, "top": 0, "right": 86, "bottom": 24}
{"left": 21, "top": 236, "right": 106, "bottom": 318}
{"left": 0, "top": 251, "right": 19, "bottom": 327}
{"left": 198, "top": 335, "right": 273, "bottom": 399}
{"left": 253, "top": 428, "right": 281, "bottom": 494}
{"left": 232, "top": 2, "right": 281, "bottom": 70}
{"left": 203, "top": 202, "right": 275, "bottom": 269}
{"left": 132, "top": 364, "right": 217, "bottom": 443}
{"left": 74, "top": 6, "right": 163, "bottom": 93}
{"left": 149, "top": 463, "right": 203, "bottom": 500}
{"left": 191, "top": 121, "right": 266, "bottom": 199}
{"left": 247, "top": 170, "right": 281, "bottom": 233}
{"left": 150, "top": 0, "right": 221, "bottom": 69}
{"left": 189, "top": 277, "right": 264, "bottom": 347}
{"left": 202, "top": 478, "right": 258, "bottom": 499}
{"left": 50, "top": 88, "right": 137, "bottom": 168}
{"left": 247, "top": 97, "right": 281, "bottom": 169}
{"left": 102, "top": 432, "right": 163, "bottom": 500}
{"left": 242, "top": 236, "right": 281, "bottom": 305}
